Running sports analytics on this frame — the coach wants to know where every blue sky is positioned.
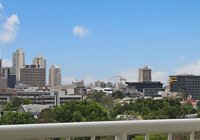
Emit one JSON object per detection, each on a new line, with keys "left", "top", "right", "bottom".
{"left": 0, "top": 0, "right": 200, "bottom": 84}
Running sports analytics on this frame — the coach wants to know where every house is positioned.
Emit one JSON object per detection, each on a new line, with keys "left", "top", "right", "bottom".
{"left": 18, "top": 104, "right": 54, "bottom": 118}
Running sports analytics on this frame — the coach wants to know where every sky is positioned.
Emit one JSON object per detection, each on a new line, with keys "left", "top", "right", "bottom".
{"left": 0, "top": 0, "right": 200, "bottom": 85}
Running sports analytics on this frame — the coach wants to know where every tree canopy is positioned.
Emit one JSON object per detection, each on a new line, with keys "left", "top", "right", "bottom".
{"left": 111, "top": 98, "right": 196, "bottom": 119}
{"left": 0, "top": 112, "right": 36, "bottom": 125}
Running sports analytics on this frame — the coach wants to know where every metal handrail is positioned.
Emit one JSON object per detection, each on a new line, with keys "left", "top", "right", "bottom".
{"left": 0, "top": 119, "right": 200, "bottom": 140}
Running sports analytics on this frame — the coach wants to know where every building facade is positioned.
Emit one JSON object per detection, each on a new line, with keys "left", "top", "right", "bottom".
{"left": 0, "top": 59, "right": 16, "bottom": 89}
{"left": 33, "top": 56, "right": 46, "bottom": 68}
{"left": 13, "top": 49, "right": 25, "bottom": 81}
{"left": 138, "top": 66, "right": 152, "bottom": 82}
{"left": 126, "top": 82, "right": 163, "bottom": 97}
{"left": 49, "top": 65, "right": 61, "bottom": 87}
{"left": 169, "top": 75, "right": 200, "bottom": 99}
{"left": 20, "top": 65, "right": 46, "bottom": 87}
{"left": 2, "top": 67, "right": 16, "bottom": 88}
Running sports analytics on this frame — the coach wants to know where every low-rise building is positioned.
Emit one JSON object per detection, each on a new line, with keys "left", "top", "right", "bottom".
{"left": 18, "top": 104, "right": 53, "bottom": 118}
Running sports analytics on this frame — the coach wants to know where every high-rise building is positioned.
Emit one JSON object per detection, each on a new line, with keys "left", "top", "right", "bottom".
{"left": 13, "top": 49, "right": 25, "bottom": 81}
{"left": 49, "top": 65, "right": 61, "bottom": 87}
{"left": 169, "top": 75, "right": 200, "bottom": 99}
{"left": 2, "top": 67, "right": 16, "bottom": 88}
{"left": 138, "top": 66, "right": 152, "bottom": 82}
{"left": 20, "top": 65, "right": 46, "bottom": 87}
{"left": 33, "top": 56, "right": 46, "bottom": 68}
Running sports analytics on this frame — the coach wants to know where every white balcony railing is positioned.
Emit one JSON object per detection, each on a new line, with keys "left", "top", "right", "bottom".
{"left": 0, "top": 119, "right": 200, "bottom": 140}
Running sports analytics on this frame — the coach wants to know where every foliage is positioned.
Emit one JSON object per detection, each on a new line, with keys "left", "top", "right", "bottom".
{"left": 23, "top": 98, "right": 33, "bottom": 105}
{"left": 37, "top": 108, "right": 56, "bottom": 123}
{"left": 178, "top": 89, "right": 188, "bottom": 101}
{"left": 3, "top": 103, "right": 13, "bottom": 111}
{"left": 11, "top": 97, "right": 24, "bottom": 110}
{"left": 197, "top": 100, "right": 200, "bottom": 111}
{"left": 53, "top": 100, "right": 111, "bottom": 122}
{"left": 86, "top": 92, "right": 114, "bottom": 108}
{"left": 134, "top": 134, "right": 167, "bottom": 140}
{"left": 3, "top": 98, "right": 33, "bottom": 111}
{"left": 111, "top": 98, "right": 196, "bottom": 119}
{"left": 0, "top": 111, "right": 36, "bottom": 125}
{"left": 112, "top": 91, "right": 125, "bottom": 99}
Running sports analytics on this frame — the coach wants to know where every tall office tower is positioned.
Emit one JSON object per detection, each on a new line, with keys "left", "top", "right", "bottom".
{"left": 138, "top": 66, "right": 152, "bottom": 82}
{"left": 33, "top": 56, "right": 46, "bottom": 68}
{"left": 169, "top": 75, "right": 200, "bottom": 100}
{"left": 13, "top": 49, "right": 25, "bottom": 81}
{"left": 49, "top": 65, "right": 61, "bottom": 87}
{"left": 20, "top": 65, "right": 46, "bottom": 87}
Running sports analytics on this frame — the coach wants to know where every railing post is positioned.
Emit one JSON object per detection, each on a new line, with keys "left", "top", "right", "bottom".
{"left": 115, "top": 133, "right": 127, "bottom": 140}
{"left": 168, "top": 133, "right": 172, "bottom": 140}
{"left": 145, "top": 133, "right": 149, "bottom": 140}
{"left": 91, "top": 136, "right": 95, "bottom": 140}
{"left": 190, "top": 132, "right": 194, "bottom": 140}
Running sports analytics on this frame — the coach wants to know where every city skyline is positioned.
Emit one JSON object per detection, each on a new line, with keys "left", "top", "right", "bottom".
{"left": 0, "top": 1, "right": 200, "bottom": 84}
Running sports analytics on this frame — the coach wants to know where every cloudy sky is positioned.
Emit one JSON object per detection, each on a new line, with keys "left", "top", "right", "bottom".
{"left": 0, "top": 0, "right": 200, "bottom": 85}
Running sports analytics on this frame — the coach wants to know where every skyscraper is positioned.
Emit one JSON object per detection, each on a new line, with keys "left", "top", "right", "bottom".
{"left": 20, "top": 65, "right": 46, "bottom": 87}
{"left": 13, "top": 49, "right": 25, "bottom": 81}
{"left": 49, "top": 65, "right": 61, "bottom": 87}
{"left": 33, "top": 56, "right": 46, "bottom": 68}
{"left": 138, "top": 66, "right": 152, "bottom": 82}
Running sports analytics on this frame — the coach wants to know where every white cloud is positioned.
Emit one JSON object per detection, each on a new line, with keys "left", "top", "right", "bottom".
{"left": 72, "top": 25, "right": 90, "bottom": 38}
{"left": 0, "top": 3, "right": 3, "bottom": 11}
{"left": 118, "top": 68, "right": 138, "bottom": 82}
{"left": 84, "top": 76, "right": 94, "bottom": 85}
{"left": 0, "top": 3, "right": 4, "bottom": 13}
{"left": 2, "top": 58, "right": 12, "bottom": 67}
{"left": 175, "top": 60, "right": 200, "bottom": 75}
{"left": 152, "top": 71, "right": 168, "bottom": 83}
{"left": 62, "top": 76, "right": 96, "bottom": 85}
{"left": 0, "top": 3, "right": 19, "bottom": 43}
{"left": 0, "top": 14, "right": 19, "bottom": 43}
{"left": 62, "top": 76, "right": 76, "bottom": 85}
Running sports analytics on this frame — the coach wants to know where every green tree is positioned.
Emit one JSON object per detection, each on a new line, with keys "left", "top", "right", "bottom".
{"left": 101, "top": 95, "right": 114, "bottom": 108}
{"left": 112, "top": 91, "right": 124, "bottom": 99}
{"left": 178, "top": 89, "right": 188, "bottom": 101}
{"left": 3, "top": 103, "right": 12, "bottom": 111}
{"left": 111, "top": 98, "right": 196, "bottom": 120}
{"left": 37, "top": 108, "right": 56, "bottom": 123}
{"left": 0, "top": 112, "right": 36, "bottom": 124}
{"left": 54, "top": 100, "right": 111, "bottom": 122}
{"left": 87, "top": 92, "right": 114, "bottom": 108}
{"left": 12, "top": 97, "right": 24, "bottom": 110}
{"left": 3, "top": 98, "right": 33, "bottom": 111}
{"left": 23, "top": 99, "right": 33, "bottom": 105}
{"left": 87, "top": 92, "right": 106, "bottom": 103}
{"left": 134, "top": 134, "right": 167, "bottom": 140}
{"left": 197, "top": 100, "right": 200, "bottom": 111}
